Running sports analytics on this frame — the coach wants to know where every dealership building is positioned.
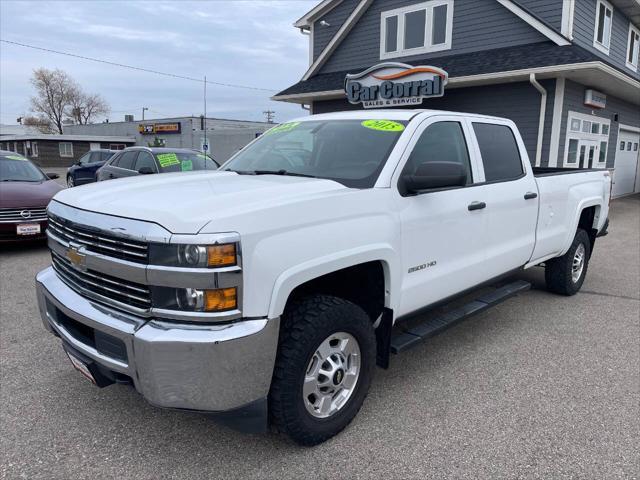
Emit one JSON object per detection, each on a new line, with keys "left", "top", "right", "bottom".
{"left": 64, "top": 116, "right": 273, "bottom": 164}
{"left": 274, "top": 0, "right": 640, "bottom": 197}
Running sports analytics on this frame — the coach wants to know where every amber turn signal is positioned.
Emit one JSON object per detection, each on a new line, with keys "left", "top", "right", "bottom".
{"left": 204, "top": 287, "right": 237, "bottom": 311}
{"left": 207, "top": 244, "right": 236, "bottom": 267}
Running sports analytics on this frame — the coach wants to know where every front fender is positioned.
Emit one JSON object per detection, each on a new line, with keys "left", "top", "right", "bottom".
{"left": 267, "top": 244, "right": 399, "bottom": 319}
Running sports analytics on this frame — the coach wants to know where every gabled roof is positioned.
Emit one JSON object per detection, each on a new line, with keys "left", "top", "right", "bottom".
{"left": 300, "top": 0, "right": 571, "bottom": 81}
{"left": 294, "top": 0, "right": 344, "bottom": 29}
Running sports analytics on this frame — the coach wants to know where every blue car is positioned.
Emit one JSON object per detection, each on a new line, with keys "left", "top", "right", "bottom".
{"left": 66, "top": 149, "right": 117, "bottom": 187}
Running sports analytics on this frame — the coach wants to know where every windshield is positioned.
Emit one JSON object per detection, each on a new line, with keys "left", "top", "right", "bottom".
{"left": 154, "top": 151, "right": 218, "bottom": 173}
{"left": 223, "top": 119, "right": 408, "bottom": 188}
{"left": 0, "top": 154, "right": 47, "bottom": 182}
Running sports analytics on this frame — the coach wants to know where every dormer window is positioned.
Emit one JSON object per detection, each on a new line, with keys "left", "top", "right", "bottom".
{"left": 593, "top": 0, "right": 613, "bottom": 54}
{"left": 380, "top": 0, "right": 453, "bottom": 60}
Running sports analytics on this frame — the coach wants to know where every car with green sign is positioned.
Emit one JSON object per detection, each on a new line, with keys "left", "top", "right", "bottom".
{"left": 96, "top": 147, "right": 218, "bottom": 182}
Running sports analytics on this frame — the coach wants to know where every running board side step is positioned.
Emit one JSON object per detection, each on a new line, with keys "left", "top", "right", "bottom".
{"left": 390, "top": 280, "right": 531, "bottom": 354}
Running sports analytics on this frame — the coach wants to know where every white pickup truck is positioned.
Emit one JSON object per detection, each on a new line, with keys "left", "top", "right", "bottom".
{"left": 36, "top": 110, "right": 611, "bottom": 445}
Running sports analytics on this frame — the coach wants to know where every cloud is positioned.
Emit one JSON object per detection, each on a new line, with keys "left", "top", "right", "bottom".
{"left": 0, "top": 0, "right": 317, "bottom": 124}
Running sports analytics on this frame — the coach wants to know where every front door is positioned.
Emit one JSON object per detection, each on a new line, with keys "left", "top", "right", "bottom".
{"left": 612, "top": 130, "right": 640, "bottom": 197}
{"left": 395, "top": 117, "right": 489, "bottom": 318}
{"left": 578, "top": 139, "right": 599, "bottom": 169}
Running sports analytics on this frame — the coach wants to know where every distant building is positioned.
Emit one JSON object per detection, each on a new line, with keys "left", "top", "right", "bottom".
{"left": 0, "top": 124, "right": 42, "bottom": 137}
{"left": 64, "top": 116, "right": 273, "bottom": 163}
{"left": 0, "top": 135, "right": 135, "bottom": 167}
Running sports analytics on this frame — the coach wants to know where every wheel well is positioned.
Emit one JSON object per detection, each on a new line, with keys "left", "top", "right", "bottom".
{"left": 286, "top": 261, "right": 386, "bottom": 323}
{"left": 578, "top": 206, "right": 598, "bottom": 254}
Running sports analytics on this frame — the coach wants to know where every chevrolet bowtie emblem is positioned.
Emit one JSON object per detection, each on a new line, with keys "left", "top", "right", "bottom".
{"left": 66, "top": 247, "right": 85, "bottom": 267}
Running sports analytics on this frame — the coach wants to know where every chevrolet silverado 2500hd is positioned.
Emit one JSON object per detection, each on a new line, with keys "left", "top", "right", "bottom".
{"left": 36, "top": 110, "right": 611, "bottom": 445}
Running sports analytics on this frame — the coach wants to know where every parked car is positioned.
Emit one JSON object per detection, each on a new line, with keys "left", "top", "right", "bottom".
{"left": 36, "top": 110, "right": 611, "bottom": 445}
{"left": 66, "top": 149, "right": 116, "bottom": 187}
{"left": 0, "top": 150, "right": 63, "bottom": 242}
{"left": 96, "top": 147, "right": 218, "bottom": 181}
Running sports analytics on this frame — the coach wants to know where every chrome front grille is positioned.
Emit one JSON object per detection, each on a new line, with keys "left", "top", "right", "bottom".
{"left": 51, "top": 251, "right": 151, "bottom": 311}
{"left": 47, "top": 214, "right": 148, "bottom": 264}
{"left": 0, "top": 207, "right": 47, "bottom": 223}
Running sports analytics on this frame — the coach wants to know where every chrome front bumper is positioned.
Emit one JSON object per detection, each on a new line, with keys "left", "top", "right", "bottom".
{"left": 36, "top": 266, "right": 280, "bottom": 413}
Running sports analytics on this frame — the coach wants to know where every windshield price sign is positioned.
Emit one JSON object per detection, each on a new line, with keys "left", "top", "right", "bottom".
{"left": 345, "top": 63, "right": 448, "bottom": 109}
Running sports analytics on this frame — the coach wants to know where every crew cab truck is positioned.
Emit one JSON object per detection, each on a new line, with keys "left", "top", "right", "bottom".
{"left": 36, "top": 110, "right": 611, "bottom": 446}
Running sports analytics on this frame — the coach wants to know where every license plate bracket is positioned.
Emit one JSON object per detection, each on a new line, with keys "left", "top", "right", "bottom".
{"left": 62, "top": 345, "right": 115, "bottom": 388}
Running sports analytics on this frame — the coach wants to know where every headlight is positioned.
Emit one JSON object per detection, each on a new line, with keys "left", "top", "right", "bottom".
{"left": 153, "top": 286, "right": 238, "bottom": 312}
{"left": 149, "top": 243, "right": 237, "bottom": 268}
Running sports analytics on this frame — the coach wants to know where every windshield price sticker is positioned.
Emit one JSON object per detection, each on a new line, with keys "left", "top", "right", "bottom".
{"left": 6, "top": 155, "right": 27, "bottom": 161}
{"left": 362, "top": 120, "right": 405, "bottom": 132}
{"left": 181, "top": 160, "right": 193, "bottom": 171}
{"left": 157, "top": 153, "right": 180, "bottom": 167}
{"left": 266, "top": 122, "right": 300, "bottom": 135}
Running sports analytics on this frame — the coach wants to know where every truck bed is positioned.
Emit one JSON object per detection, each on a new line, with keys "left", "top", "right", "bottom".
{"left": 532, "top": 167, "right": 607, "bottom": 177}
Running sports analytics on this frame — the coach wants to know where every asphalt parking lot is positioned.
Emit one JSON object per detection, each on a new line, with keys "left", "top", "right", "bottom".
{"left": 1, "top": 188, "right": 638, "bottom": 479}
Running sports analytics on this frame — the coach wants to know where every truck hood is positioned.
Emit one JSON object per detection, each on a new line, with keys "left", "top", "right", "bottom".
{"left": 52, "top": 171, "right": 348, "bottom": 233}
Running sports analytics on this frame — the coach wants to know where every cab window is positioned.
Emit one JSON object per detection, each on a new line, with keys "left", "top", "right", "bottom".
{"left": 134, "top": 152, "right": 157, "bottom": 172}
{"left": 402, "top": 121, "right": 472, "bottom": 184}
{"left": 116, "top": 151, "right": 138, "bottom": 170}
{"left": 473, "top": 123, "right": 523, "bottom": 182}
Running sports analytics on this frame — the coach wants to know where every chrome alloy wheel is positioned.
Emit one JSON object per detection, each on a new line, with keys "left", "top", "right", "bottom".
{"left": 572, "top": 243, "right": 586, "bottom": 283}
{"left": 303, "top": 332, "right": 361, "bottom": 419}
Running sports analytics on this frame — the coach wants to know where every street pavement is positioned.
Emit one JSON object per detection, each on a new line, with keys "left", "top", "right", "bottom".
{"left": 1, "top": 193, "right": 638, "bottom": 479}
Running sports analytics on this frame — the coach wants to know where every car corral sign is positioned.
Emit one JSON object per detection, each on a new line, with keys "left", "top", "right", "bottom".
{"left": 345, "top": 63, "right": 448, "bottom": 109}
{"left": 138, "top": 122, "right": 182, "bottom": 134}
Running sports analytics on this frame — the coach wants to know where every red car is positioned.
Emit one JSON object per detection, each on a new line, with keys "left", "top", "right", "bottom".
{"left": 0, "top": 150, "right": 63, "bottom": 242}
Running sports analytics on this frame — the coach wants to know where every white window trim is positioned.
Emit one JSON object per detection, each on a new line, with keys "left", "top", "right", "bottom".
{"left": 563, "top": 111, "right": 611, "bottom": 168}
{"left": 626, "top": 22, "right": 640, "bottom": 72}
{"left": 59, "top": 142, "right": 74, "bottom": 158}
{"left": 32, "top": 141, "right": 38, "bottom": 157}
{"left": 593, "top": 0, "right": 613, "bottom": 55}
{"left": 380, "top": 0, "right": 453, "bottom": 60}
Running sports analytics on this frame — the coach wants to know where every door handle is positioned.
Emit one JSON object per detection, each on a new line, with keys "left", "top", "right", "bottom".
{"left": 468, "top": 201, "right": 486, "bottom": 211}
{"left": 524, "top": 192, "right": 538, "bottom": 200}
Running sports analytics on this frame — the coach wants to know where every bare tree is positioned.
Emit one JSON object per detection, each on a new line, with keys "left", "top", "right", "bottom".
{"left": 74, "top": 93, "right": 110, "bottom": 125}
{"left": 29, "top": 68, "right": 111, "bottom": 131}
{"left": 29, "top": 68, "right": 79, "bottom": 134}
{"left": 22, "top": 115, "right": 56, "bottom": 134}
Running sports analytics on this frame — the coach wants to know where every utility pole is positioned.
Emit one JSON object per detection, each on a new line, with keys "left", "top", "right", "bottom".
{"left": 203, "top": 75, "right": 208, "bottom": 157}
{"left": 263, "top": 110, "right": 276, "bottom": 123}
{"left": 142, "top": 107, "right": 148, "bottom": 121}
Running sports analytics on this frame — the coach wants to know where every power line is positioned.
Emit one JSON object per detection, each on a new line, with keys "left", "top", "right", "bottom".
{"left": 0, "top": 39, "right": 278, "bottom": 93}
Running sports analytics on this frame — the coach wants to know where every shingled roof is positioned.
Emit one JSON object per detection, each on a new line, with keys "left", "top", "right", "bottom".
{"left": 274, "top": 42, "right": 608, "bottom": 99}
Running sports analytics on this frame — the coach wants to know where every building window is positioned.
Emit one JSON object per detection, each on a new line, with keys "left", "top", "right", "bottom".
{"left": 59, "top": 142, "right": 73, "bottom": 157}
{"left": 626, "top": 23, "right": 640, "bottom": 71}
{"left": 380, "top": 0, "right": 453, "bottom": 59}
{"left": 32, "top": 142, "right": 39, "bottom": 157}
{"left": 593, "top": 0, "right": 613, "bottom": 54}
{"left": 109, "top": 143, "right": 126, "bottom": 150}
{"left": 563, "top": 111, "right": 610, "bottom": 168}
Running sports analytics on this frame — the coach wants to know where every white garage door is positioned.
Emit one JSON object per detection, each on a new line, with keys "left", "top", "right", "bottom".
{"left": 612, "top": 129, "right": 640, "bottom": 198}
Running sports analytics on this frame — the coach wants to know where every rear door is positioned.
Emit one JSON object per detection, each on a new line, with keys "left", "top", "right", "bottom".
{"left": 110, "top": 151, "right": 139, "bottom": 179}
{"left": 469, "top": 121, "right": 538, "bottom": 278}
{"left": 394, "top": 116, "right": 491, "bottom": 317}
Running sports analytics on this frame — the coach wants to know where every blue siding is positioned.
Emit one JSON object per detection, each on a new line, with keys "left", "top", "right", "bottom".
{"left": 318, "top": 0, "right": 548, "bottom": 74}
{"left": 515, "top": 0, "right": 563, "bottom": 31}
{"left": 557, "top": 79, "right": 640, "bottom": 168}
{"left": 572, "top": 0, "right": 640, "bottom": 81}
{"left": 314, "top": 0, "right": 360, "bottom": 60}
{"left": 312, "top": 79, "right": 557, "bottom": 165}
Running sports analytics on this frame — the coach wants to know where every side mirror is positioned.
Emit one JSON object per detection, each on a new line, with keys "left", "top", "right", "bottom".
{"left": 138, "top": 166, "right": 154, "bottom": 175}
{"left": 46, "top": 173, "right": 59, "bottom": 180}
{"left": 402, "top": 161, "right": 467, "bottom": 194}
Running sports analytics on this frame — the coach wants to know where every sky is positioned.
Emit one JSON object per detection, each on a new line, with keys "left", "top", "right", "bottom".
{"left": 0, "top": 0, "right": 316, "bottom": 125}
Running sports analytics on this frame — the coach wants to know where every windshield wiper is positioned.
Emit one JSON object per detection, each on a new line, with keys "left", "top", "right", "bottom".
{"left": 228, "top": 169, "right": 317, "bottom": 178}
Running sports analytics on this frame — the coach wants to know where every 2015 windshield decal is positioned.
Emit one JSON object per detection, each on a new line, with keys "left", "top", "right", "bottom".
{"left": 265, "top": 122, "right": 300, "bottom": 135}
{"left": 362, "top": 120, "right": 405, "bottom": 132}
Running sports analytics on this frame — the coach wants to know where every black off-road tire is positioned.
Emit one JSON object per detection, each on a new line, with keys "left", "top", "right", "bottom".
{"left": 269, "top": 295, "right": 376, "bottom": 446}
{"left": 545, "top": 228, "right": 591, "bottom": 296}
